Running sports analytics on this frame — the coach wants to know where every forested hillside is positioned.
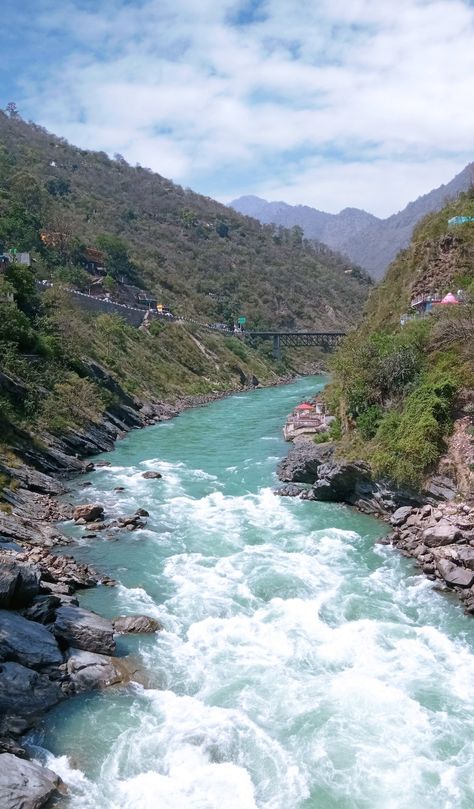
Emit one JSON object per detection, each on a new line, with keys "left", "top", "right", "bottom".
{"left": 0, "top": 111, "right": 370, "bottom": 330}
{"left": 326, "top": 191, "right": 474, "bottom": 492}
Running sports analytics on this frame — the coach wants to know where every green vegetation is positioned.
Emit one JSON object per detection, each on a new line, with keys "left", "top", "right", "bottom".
{"left": 327, "top": 195, "right": 474, "bottom": 487}
{"left": 0, "top": 109, "right": 373, "bottom": 487}
{"left": 0, "top": 110, "right": 370, "bottom": 329}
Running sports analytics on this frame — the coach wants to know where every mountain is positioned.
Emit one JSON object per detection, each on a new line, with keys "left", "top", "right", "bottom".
{"left": 0, "top": 112, "right": 370, "bottom": 333}
{"left": 231, "top": 163, "right": 474, "bottom": 279}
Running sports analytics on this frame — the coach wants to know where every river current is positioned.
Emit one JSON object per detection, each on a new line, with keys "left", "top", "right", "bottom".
{"left": 32, "top": 376, "right": 474, "bottom": 808}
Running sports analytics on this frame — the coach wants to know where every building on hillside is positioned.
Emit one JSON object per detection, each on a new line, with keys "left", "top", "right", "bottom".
{"left": 82, "top": 248, "right": 107, "bottom": 275}
{"left": 1, "top": 251, "right": 31, "bottom": 267}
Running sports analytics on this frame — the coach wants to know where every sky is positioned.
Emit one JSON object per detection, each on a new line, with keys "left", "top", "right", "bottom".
{"left": 1, "top": 0, "right": 473, "bottom": 217}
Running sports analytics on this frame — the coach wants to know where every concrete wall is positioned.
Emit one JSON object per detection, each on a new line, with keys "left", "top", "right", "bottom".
{"left": 67, "top": 291, "right": 145, "bottom": 327}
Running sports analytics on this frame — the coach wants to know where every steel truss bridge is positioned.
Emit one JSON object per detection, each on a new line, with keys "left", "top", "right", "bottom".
{"left": 242, "top": 331, "right": 346, "bottom": 359}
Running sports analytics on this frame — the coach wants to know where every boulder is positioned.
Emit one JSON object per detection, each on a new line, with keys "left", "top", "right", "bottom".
{"left": 274, "top": 484, "right": 303, "bottom": 497}
{"left": 113, "top": 615, "right": 163, "bottom": 633}
{"left": 72, "top": 504, "right": 104, "bottom": 523}
{"left": 277, "top": 443, "right": 334, "bottom": 483}
{"left": 0, "top": 556, "right": 41, "bottom": 609}
{"left": 142, "top": 471, "right": 162, "bottom": 479}
{"left": 0, "top": 610, "right": 63, "bottom": 669}
{"left": 421, "top": 521, "right": 462, "bottom": 548}
{"left": 0, "top": 752, "right": 61, "bottom": 809}
{"left": 423, "top": 475, "right": 458, "bottom": 501}
{"left": 21, "top": 595, "right": 61, "bottom": 625}
{"left": 453, "top": 546, "right": 474, "bottom": 570}
{"left": 0, "top": 662, "right": 61, "bottom": 736}
{"left": 311, "top": 461, "right": 372, "bottom": 502}
{"left": 436, "top": 559, "right": 474, "bottom": 588}
{"left": 390, "top": 506, "right": 413, "bottom": 527}
{"left": 53, "top": 606, "right": 115, "bottom": 655}
{"left": 66, "top": 649, "right": 124, "bottom": 692}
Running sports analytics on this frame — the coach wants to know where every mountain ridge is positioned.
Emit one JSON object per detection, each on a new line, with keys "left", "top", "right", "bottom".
{"left": 231, "top": 163, "right": 474, "bottom": 278}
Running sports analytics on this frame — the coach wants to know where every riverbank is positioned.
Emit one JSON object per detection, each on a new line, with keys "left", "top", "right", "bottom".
{"left": 276, "top": 436, "right": 474, "bottom": 614}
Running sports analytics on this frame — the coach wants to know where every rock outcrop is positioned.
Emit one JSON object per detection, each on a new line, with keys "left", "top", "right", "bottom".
{"left": 388, "top": 501, "right": 474, "bottom": 612}
{"left": 277, "top": 442, "right": 334, "bottom": 483}
{"left": 53, "top": 605, "right": 116, "bottom": 655}
{"left": 0, "top": 753, "right": 61, "bottom": 809}
{"left": 113, "top": 614, "right": 163, "bottom": 633}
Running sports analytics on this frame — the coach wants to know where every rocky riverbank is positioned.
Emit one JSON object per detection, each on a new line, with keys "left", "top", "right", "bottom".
{"left": 276, "top": 439, "right": 474, "bottom": 614}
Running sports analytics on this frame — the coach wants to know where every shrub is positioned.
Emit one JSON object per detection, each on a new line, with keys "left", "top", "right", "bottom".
{"left": 357, "top": 405, "right": 382, "bottom": 440}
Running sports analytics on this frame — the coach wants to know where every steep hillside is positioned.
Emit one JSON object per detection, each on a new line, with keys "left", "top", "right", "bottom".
{"left": 0, "top": 110, "right": 373, "bottom": 500}
{"left": 0, "top": 112, "right": 370, "bottom": 332}
{"left": 231, "top": 163, "right": 474, "bottom": 279}
{"left": 326, "top": 190, "right": 474, "bottom": 492}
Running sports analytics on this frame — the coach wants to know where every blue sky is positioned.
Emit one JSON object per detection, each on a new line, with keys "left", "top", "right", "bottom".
{"left": 1, "top": 0, "right": 473, "bottom": 216}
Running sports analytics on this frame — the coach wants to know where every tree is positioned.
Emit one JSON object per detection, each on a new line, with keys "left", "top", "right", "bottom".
{"left": 95, "top": 233, "right": 137, "bottom": 282}
{"left": 6, "top": 102, "right": 19, "bottom": 119}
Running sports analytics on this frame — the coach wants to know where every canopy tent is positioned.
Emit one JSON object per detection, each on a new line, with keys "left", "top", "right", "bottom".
{"left": 440, "top": 293, "right": 460, "bottom": 305}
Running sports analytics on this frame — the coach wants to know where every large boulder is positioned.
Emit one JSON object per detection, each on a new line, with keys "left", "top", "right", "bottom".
{"left": 390, "top": 507, "right": 413, "bottom": 527}
{"left": 73, "top": 504, "right": 104, "bottom": 523}
{"left": 113, "top": 615, "right": 163, "bottom": 633}
{"left": 0, "top": 752, "right": 61, "bottom": 809}
{"left": 0, "top": 662, "right": 61, "bottom": 736}
{"left": 436, "top": 559, "right": 474, "bottom": 588}
{"left": 421, "top": 521, "right": 462, "bottom": 548}
{"left": 53, "top": 605, "right": 115, "bottom": 655}
{"left": 66, "top": 649, "right": 124, "bottom": 692}
{"left": 0, "top": 611, "right": 63, "bottom": 669}
{"left": 0, "top": 556, "right": 41, "bottom": 609}
{"left": 141, "top": 471, "right": 162, "bottom": 480}
{"left": 311, "top": 461, "right": 372, "bottom": 502}
{"left": 21, "top": 595, "right": 61, "bottom": 625}
{"left": 277, "top": 443, "right": 334, "bottom": 483}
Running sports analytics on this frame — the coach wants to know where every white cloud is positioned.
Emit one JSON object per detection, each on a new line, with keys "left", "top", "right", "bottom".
{"left": 16, "top": 0, "right": 474, "bottom": 216}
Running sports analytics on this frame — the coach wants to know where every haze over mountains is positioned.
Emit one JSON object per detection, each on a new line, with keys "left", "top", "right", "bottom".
{"left": 231, "top": 163, "right": 474, "bottom": 279}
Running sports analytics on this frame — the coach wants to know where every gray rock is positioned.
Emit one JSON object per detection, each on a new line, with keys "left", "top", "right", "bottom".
{"left": 0, "top": 557, "right": 41, "bottom": 609}
{"left": 142, "top": 471, "right": 162, "bottom": 479}
{"left": 0, "top": 610, "right": 63, "bottom": 669}
{"left": 454, "top": 546, "right": 474, "bottom": 569}
{"left": 0, "top": 514, "right": 64, "bottom": 547}
{"left": 53, "top": 606, "right": 115, "bottom": 655}
{"left": 422, "top": 521, "right": 462, "bottom": 548}
{"left": 21, "top": 595, "right": 61, "bottom": 625}
{"left": 274, "top": 484, "right": 303, "bottom": 497}
{"left": 113, "top": 615, "right": 163, "bottom": 633}
{"left": 277, "top": 443, "right": 334, "bottom": 483}
{"left": 423, "top": 475, "right": 458, "bottom": 501}
{"left": 66, "top": 649, "right": 124, "bottom": 691}
{"left": 436, "top": 559, "right": 474, "bottom": 588}
{"left": 390, "top": 506, "right": 413, "bottom": 527}
{"left": 311, "top": 461, "right": 372, "bottom": 502}
{"left": 0, "top": 662, "right": 61, "bottom": 736}
{"left": 0, "top": 752, "right": 61, "bottom": 809}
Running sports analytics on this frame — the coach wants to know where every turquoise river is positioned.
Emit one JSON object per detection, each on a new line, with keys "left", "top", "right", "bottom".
{"left": 32, "top": 376, "right": 474, "bottom": 808}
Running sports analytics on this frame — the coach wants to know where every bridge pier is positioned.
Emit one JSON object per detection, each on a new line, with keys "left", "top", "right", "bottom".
{"left": 272, "top": 334, "right": 281, "bottom": 360}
